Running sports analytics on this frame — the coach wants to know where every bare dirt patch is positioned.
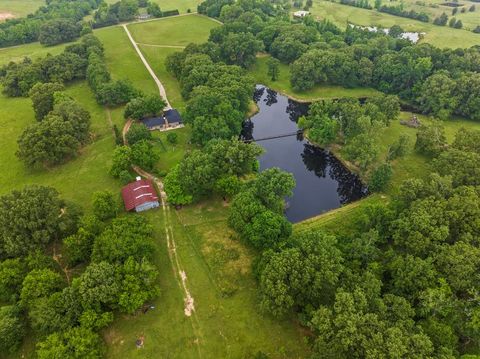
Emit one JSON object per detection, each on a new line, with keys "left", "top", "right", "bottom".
{"left": 0, "top": 12, "right": 14, "bottom": 20}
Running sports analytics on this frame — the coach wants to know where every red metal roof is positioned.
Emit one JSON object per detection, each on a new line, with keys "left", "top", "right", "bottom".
{"left": 121, "top": 179, "right": 159, "bottom": 211}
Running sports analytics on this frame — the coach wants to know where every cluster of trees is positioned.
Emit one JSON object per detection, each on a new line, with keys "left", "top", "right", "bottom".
{"left": 298, "top": 95, "right": 401, "bottom": 175}
{"left": 0, "top": 44, "right": 89, "bottom": 97}
{"left": 433, "top": 12, "right": 463, "bottom": 29}
{"left": 166, "top": 44, "right": 255, "bottom": 145}
{"left": 251, "top": 128, "right": 480, "bottom": 357}
{"left": 124, "top": 94, "right": 166, "bottom": 120}
{"left": 164, "top": 139, "right": 262, "bottom": 205}
{"left": 0, "top": 0, "right": 99, "bottom": 47}
{"left": 228, "top": 168, "right": 295, "bottom": 249}
{"left": 0, "top": 186, "right": 159, "bottom": 356}
{"left": 84, "top": 34, "right": 141, "bottom": 106}
{"left": 378, "top": 4, "right": 430, "bottom": 22}
{"left": 340, "top": 0, "right": 372, "bottom": 9}
{"left": 16, "top": 86, "right": 91, "bottom": 168}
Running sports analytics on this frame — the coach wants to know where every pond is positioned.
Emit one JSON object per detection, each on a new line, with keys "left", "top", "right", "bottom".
{"left": 242, "top": 85, "right": 368, "bottom": 223}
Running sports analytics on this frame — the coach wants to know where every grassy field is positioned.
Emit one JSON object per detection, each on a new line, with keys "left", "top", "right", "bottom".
{"left": 0, "top": 41, "right": 71, "bottom": 63}
{"left": 307, "top": 0, "right": 480, "bottom": 48}
{"left": 152, "top": 127, "right": 192, "bottom": 172}
{"left": 127, "top": 14, "right": 219, "bottom": 46}
{"left": 104, "top": 201, "right": 310, "bottom": 358}
{"left": 0, "top": 82, "right": 119, "bottom": 211}
{"left": 0, "top": 0, "right": 44, "bottom": 19}
{"left": 250, "top": 55, "right": 381, "bottom": 101}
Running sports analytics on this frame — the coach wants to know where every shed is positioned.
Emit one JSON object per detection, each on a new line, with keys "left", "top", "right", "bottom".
{"left": 121, "top": 177, "right": 160, "bottom": 212}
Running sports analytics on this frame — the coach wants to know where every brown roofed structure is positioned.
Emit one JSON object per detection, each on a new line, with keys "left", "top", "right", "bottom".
{"left": 121, "top": 178, "right": 159, "bottom": 212}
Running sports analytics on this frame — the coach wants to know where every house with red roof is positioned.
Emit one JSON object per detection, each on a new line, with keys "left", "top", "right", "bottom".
{"left": 121, "top": 177, "right": 159, "bottom": 212}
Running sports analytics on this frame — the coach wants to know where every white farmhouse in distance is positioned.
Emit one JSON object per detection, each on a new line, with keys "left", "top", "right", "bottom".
{"left": 293, "top": 10, "right": 310, "bottom": 18}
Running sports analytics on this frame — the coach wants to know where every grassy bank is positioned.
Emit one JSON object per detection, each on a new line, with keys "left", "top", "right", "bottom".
{"left": 249, "top": 55, "right": 381, "bottom": 101}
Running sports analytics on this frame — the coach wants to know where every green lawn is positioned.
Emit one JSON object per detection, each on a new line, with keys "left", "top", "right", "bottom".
{"left": 0, "top": 0, "right": 44, "bottom": 19}
{"left": 249, "top": 55, "right": 381, "bottom": 101}
{"left": 105, "top": 201, "right": 310, "bottom": 358}
{"left": 95, "top": 26, "right": 158, "bottom": 96}
{"left": 307, "top": 0, "right": 480, "bottom": 48}
{"left": 127, "top": 14, "right": 219, "bottom": 46}
{"left": 0, "top": 41, "right": 70, "bottom": 64}
{"left": 0, "top": 82, "right": 119, "bottom": 211}
{"left": 152, "top": 127, "right": 192, "bottom": 173}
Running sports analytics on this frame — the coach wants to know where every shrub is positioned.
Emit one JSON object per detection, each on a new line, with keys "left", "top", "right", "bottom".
{"left": 368, "top": 163, "right": 393, "bottom": 192}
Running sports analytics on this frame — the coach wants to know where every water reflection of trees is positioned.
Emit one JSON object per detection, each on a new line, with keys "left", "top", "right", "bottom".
{"left": 240, "top": 119, "right": 254, "bottom": 141}
{"left": 253, "top": 86, "right": 265, "bottom": 104}
{"left": 301, "top": 143, "right": 367, "bottom": 203}
{"left": 286, "top": 99, "right": 309, "bottom": 122}
{"left": 264, "top": 88, "right": 278, "bottom": 106}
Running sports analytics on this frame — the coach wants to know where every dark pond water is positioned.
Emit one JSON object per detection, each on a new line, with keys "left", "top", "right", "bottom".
{"left": 242, "top": 85, "right": 368, "bottom": 223}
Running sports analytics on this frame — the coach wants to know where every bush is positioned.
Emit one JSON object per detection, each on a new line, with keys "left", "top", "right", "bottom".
{"left": 166, "top": 132, "right": 178, "bottom": 145}
{"left": 368, "top": 163, "right": 393, "bottom": 192}
{"left": 92, "top": 191, "right": 118, "bottom": 221}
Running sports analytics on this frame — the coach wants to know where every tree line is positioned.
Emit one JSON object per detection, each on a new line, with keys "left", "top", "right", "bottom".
{"left": 0, "top": 186, "right": 160, "bottom": 357}
{"left": 93, "top": 0, "right": 164, "bottom": 29}
{"left": 0, "top": 0, "right": 101, "bottom": 48}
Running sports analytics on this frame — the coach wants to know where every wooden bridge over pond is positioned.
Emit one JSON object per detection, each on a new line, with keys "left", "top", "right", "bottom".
{"left": 243, "top": 129, "right": 304, "bottom": 143}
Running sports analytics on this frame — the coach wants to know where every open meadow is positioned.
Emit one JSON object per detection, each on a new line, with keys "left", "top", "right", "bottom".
{"left": 307, "top": 0, "right": 480, "bottom": 48}
{"left": 0, "top": 0, "right": 44, "bottom": 19}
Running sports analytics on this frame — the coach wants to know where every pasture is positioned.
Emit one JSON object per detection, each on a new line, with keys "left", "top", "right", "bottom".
{"left": 0, "top": 0, "right": 44, "bottom": 19}
{"left": 307, "top": 0, "right": 480, "bottom": 48}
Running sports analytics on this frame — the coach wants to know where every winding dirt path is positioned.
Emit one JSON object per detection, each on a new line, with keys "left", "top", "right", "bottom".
{"left": 122, "top": 24, "right": 171, "bottom": 109}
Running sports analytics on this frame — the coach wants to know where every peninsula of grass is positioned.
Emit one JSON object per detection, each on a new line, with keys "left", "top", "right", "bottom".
{"left": 249, "top": 54, "right": 381, "bottom": 101}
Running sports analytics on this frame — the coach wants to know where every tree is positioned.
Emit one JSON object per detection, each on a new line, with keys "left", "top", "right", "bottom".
{"left": 147, "top": 2, "right": 162, "bottom": 17}
{"left": 433, "top": 149, "right": 480, "bottom": 186}
{"left": 415, "top": 122, "right": 447, "bottom": 156}
{"left": 117, "top": 257, "right": 159, "bottom": 314}
{"left": 63, "top": 228, "right": 95, "bottom": 266}
{"left": 449, "top": 17, "right": 457, "bottom": 28}
{"left": 246, "top": 210, "right": 292, "bottom": 249}
{"left": 16, "top": 115, "right": 81, "bottom": 167}
{"left": 344, "top": 133, "right": 379, "bottom": 170}
{"left": 267, "top": 57, "right": 280, "bottom": 81}
{"left": 36, "top": 326, "right": 105, "bottom": 359}
{"left": 252, "top": 168, "right": 296, "bottom": 213}
{"left": 96, "top": 79, "right": 142, "bottom": 106}
{"left": 368, "top": 163, "right": 393, "bottom": 192}
{"left": 214, "top": 175, "right": 241, "bottom": 200}
{"left": 0, "top": 306, "right": 25, "bottom": 354}
{"left": 454, "top": 20, "right": 463, "bottom": 29}
{"left": 387, "top": 134, "right": 411, "bottom": 160}
{"left": 20, "top": 269, "right": 64, "bottom": 308}
{"left": 39, "top": 19, "right": 81, "bottom": 46}
{"left": 163, "top": 166, "right": 194, "bottom": 205}
{"left": 110, "top": 146, "right": 132, "bottom": 178}
{"left": 307, "top": 113, "right": 339, "bottom": 146}
{"left": 166, "top": 132, "right": 178, "bottom": 145}
{"left": 74, "top": 261, "right": 120, "bottom": 311}
{"left": 92, "top": 191, "right": 118, "bottom": 221}
{"left": 91, "top": 216, "right": 154, "bottom": 264}
{"left": 29, "top": 82, "right": 65, "bottom": 121}
{"left": 125, "top": 122, "right": 152, "bottom": 145}
{"left": 452, "top": 128, "right": 480, "bottom": 154}
{"left": 389, "top": 24, "right": 404, "bottom": 38}
{"left": 258, "top": 230, "right": 344, "bottom": 316}
{"left": 0, "top": 186, "right": 78, "bottom": 258}
{"left": 218, "top": 32, "right": 263, "bottom": 68}
{"left": 433, "top": 12, "right": 449, "bottom": 26}
{"left": 131, "top": 140, "right": 159, "bottom": 170}
{"left": 124, "top": 95, "right": 166, "bottom": 120}
{"left": 0, "top": 259, "right": 26, "bottom": 302}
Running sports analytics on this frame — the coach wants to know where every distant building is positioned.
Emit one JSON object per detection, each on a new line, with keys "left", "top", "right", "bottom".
{"left": 141, "top": 109, "right": 183, "bottom": 131}
{"left": 121, "top": 177, "right": 159, "bottom": 212}
{"left": 293, "top": 10, "right": 310, "bottom": 18}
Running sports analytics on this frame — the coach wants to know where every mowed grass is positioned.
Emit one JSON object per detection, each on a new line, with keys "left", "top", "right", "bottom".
{"left": 152, "top": 126, "right": 192, "bottom": 172}
{"left": 105, "top": 200, "right": 310, "bottom": 358}
{"left": 0, "top": 82, "right": 119, "bottom": 211}
{"left": 0, "top": 0, "right": 44, "bottom": 19}
{"left": 95, "top": 26, "right": 158, "bottom": 95}
{"left": 307, "top": 0, "right": 480, "bottom": 48}
{"left": 249, "top": 54, "right": 381, "bottom": 101}
{"left": 0, "top": 41, "right": 70, "bottom": 63}
{"left": 127, "top": 14, "right": 219, "bottom": 46}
